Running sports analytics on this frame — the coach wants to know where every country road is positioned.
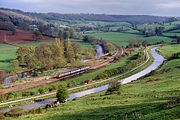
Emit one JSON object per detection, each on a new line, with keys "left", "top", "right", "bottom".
{"left": 0, "top": 47, "right": 164, "bottom": 113}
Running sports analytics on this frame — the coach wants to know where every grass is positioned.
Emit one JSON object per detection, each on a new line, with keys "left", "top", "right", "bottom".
{"left": 0, "top": 44, "right": 17, "bottom": 71}
{"left": 7, "top": 45, "right": 180, "bottom": 120}
{"left": 163, "top": 32, "right": 180, "bottom": 37}
{"left": 157, "top": 44, "right": 180, "bottom": 59}
{"left": 87, "top": 32, "right": 172, "bottom": 46}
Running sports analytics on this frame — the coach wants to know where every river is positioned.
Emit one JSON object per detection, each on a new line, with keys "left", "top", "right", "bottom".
{"left": 0, "top": 47, "right": 164, "bottom": 113}
{"left": 95, "top": 44, "right": 104, "bottom": 58}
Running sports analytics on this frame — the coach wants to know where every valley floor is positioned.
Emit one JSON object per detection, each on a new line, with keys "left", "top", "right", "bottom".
{"left": 7, "top": 45, "right": 180, "bottom": 120}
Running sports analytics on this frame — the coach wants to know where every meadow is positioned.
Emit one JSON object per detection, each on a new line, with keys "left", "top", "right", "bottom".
{"left": 7, "top": 45, "right": 180, "bottom": 120}
{"left": 87, "top": 32, "right": 172, "bottom": 46}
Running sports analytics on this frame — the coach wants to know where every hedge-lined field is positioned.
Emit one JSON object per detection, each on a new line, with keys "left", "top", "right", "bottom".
{"left": 87, "top": 32, "right": 172, "bottom": 46}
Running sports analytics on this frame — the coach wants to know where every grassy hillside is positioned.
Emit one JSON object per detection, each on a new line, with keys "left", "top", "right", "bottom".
{"left": 87, "top": 32, "right": 172, "bottom": 46}
{"left": 158, "top": 44, "right": 180, "bottom": 59}
{"left": 8, "top": 45, "right": 180, "bottom": 120}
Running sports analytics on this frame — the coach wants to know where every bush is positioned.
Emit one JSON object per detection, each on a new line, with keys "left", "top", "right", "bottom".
{"left": 67, "top": 81, "right": 76, "bottom": 88}
{"left": 22, "top": 91, "right": 31, "bottom": 97}
{"left": 48, "top": 85, "right": 56, "bottom": 92}
{"left": 0, "top": 95, "right": 5, "bottom": 102}
{"left": 106, "top": 81, "right": 122, "bottom": 95}
{"left": 30, "top": 90, "right": 37, "bottom": 96}
{"left": 29, "top": 107, "right": 43, "bottom": 114}
{"left": 38, "top": 87, "right": 45, "bottom": 94}
{"left": 5, "top": 108, "right": 27, "bottom": 117}
{"left": 56, "top": 84, "right": 68, "bottom": 103}
{"left": 7, "top": 92, "right": 17, "bottom": 99}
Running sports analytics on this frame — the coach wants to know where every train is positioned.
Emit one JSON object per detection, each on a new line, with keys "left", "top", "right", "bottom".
{"left": 56, "top": 66, "right": 90, "bottom": 78}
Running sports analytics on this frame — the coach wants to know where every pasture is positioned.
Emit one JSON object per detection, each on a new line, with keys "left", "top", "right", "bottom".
{"left": 87, "top": 32, "right": 172, "bottom": 46}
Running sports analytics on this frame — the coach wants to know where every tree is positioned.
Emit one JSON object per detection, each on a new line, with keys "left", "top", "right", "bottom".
{"left": 68, "top": 27, "right": 76, "bottom": 39}
{"left": 106, "top": 81, "right": 122, "bottom": 95}
{"left": 10, "top": 60, "right": 19, "bottom": 73}
{"left": 128, "top": 39, "right": 140, "bottom": 48}
{"left": 72, "top": 43, "right": 81, "bottom": 59}
{"left": 32, "top": 30, "right": 42, "bottom": 41}
{"left": 63, "top": 31, "right": 70, "bottom": 40}
{"left": 65, "top": 39, "right": 75, "bottom": 63}
{"left": 52, "top": 38, "right": 66, "bottom": 67}
{"left": 57, "top": 30, "right": 64, "bottom": 40}
{"left": 56, "top": 84, "right": 68, "bottom": 103}
{"left": 35, "top": 44, "right": 54, "bottom": 68}
{"left": 17, "top": 46, "right": 35, "bottom": 66}
{"left": 142, "top": 40, "right": 148, "bottom": 47}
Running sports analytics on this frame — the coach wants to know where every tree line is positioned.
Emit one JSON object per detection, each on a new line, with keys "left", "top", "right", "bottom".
{"left": 16, "top": 38, "right": 80, "bottom": 70}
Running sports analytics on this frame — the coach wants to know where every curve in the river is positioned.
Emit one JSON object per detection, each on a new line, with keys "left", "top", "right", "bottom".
{"left": 0, "top": 47, "right": 164, "bottom": 113}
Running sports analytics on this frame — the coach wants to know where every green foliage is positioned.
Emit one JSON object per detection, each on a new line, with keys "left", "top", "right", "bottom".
{"left": 65, "top": 39, "right": 75, "bottom": 63}
{"left": 56, "top": 84, "right": 68, "bottom": 103}
{"left": 7, "top": 92, "right": 17, "bottom": 99}
{"left": 48, "top": 85, "right": 56, "bottom": 92}
{"left": 32, "top": 30, "right": 42, "bottom": 41}
{"left": 67, "top": 81, "right": 76, "bottom": 88}
{"left": 10, "top": 60, "right": 19, "bottom": 73}
{"left": 38, "top": 87, "right": 46, "bottom": 94}
{"left": 106, "top": 81, "right": 122, "bottom": 95}
{"left": 5, "top": 108, "right": 27, "bottom": 117}
{"left": 96, "top": 52, "right": 145, "bottom": 80}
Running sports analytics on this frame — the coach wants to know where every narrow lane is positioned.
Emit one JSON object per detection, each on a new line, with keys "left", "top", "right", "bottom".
{"left": 0, "top": 47, "right": 164, "bottom": 113}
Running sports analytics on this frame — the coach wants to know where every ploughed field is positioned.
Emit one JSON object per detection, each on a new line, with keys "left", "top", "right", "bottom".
{"left": 0, "top": 30, "right": 54, "bottom": 44}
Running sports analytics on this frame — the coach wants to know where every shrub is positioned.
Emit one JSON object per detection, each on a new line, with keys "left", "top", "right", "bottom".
{"left": 38, "top": 87, "right": 45, "bottom": 94}
{"left": 22, "top": 91, "right": 31, "bottom": 97}
{"left": 5, "top": 108, "right": 27, "bottom": 117}
{"left": 48, "top": 85, "right": 56, "bottom": 92}
{"left": 56, "top": 84, "right": 68, "bottom": 103}
{"left": 106, "top": 81, "right": 122, "bottom": 95}
{"left": 30, "top": 90, "right": 37, "bottom": 96}
{"left": 7, "top": 92, "right": 17, "bottom": 99}
{"left": 0, "top": 95, "right": 5, "bottom": 102}
{"left": 67, "top": 81, "right": 76, "bottom": 88}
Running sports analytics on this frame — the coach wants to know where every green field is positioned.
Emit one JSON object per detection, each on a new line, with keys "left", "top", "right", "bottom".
{"left": 0, "top": 44, "right": 17, "bottom": 71}
{"left": 87, "top": 32, "right": 172, "bottom": 46}
{"left": 8, "top": 45, "right": 180, "bottom": 120}
{"left": 163, "top": 32, "right": 180, "bottom": 37}
{"left": 158, "top": 44, "right": 180, "bottom": 59}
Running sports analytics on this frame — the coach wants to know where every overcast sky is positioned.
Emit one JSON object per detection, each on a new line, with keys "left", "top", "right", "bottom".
{"left": 0, "top": 0, "right": 180, "bottom": 16}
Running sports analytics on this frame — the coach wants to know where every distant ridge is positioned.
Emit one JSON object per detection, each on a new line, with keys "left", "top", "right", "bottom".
{"left": 0, "top": 8, "right": 173, "bottom": 24}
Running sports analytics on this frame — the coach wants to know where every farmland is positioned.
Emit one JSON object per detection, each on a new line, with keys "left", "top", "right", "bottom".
{"left": 0, "top": 6, "right": 180, "bottom": 120}
{"left": 87, "top": 32, "right": 172, "bottom": 46}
